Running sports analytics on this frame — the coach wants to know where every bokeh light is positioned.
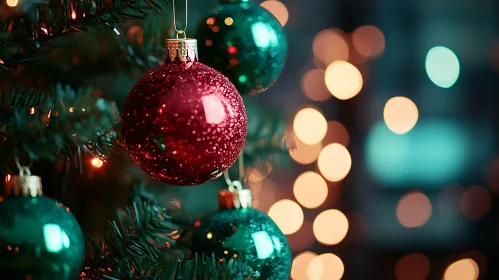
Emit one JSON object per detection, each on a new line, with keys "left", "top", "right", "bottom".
{"left": 425, "top": 46, "right": 460, "bottom": 88}
{"left": 460, "top": 185, "right": 492, "bottom": 220}
{"left": 268, "top": 199, "right": 304, "bottom": 235}
{"left": 289, "top": 138, "right": 323, "bottom": 165}
{"left": 396, "top": 192, "right": 432, "bottom": 228}
{"left": 260, "top": 1, "right": 289, "bottom": 26}
{"left": 291, "top": 252, "right": 316, "bottom": 280}
{"left": 444, "top": 259, "right": 479, "bottom": 280}
{"left": 325, "top": 61, "right": 363, "bottom": 100}
{"left": 394, "top": 253, "right": 431, "bottom": 280}
{"left": 307, "top": 253, "right": 344, "bottom": 280}
{"left": 293, "top": 171, "right": 328, "bottom": 209}
{"left": 313, "top": 29, "right": 349, "bottom": 68}
{"left": 91, "top": 158, "right": 104, "bottom": 168}
{"left": 383, "top": 96, "right": 419, "bottom": 135}
{"left": 461, "top": 251, "right": 487, "bottom": 276}
{"left": 6, "top": 0, "right": 18, "bottom": 7}
{"left": 366, "top": 120, "right": 469, "bottom": 186}
{"left": 322, "top": 121, "right": 350, "bottom": 147}
{"left": 301, "top": 69, "right": 331, "bottom": 101}
{"left": 313, "top": 209, "right": 349, "bottom": 245}
{"left": 351, "top": 25, "right": 385, "bottom": 58}
{"left": 293, "top": 108, "right": 328, "bottom": 145}
{"left": 317, "top": 143, "right": 352, "bottom": 182}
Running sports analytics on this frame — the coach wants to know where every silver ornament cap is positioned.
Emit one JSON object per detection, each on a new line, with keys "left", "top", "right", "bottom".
{"left": 165, "top": 37, "right": 198, "bottom": 63}
{"left": 5, "top": 175, "right": 43, "bottom": 198}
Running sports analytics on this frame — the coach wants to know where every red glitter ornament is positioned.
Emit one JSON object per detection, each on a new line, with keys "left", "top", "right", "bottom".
{"left": 122, "top": 38, "right": 247, "bottom": 186}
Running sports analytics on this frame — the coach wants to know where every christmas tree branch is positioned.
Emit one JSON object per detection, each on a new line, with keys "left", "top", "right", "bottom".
{"left": 81, "top": 197, "right": 253, "bottom": 280}
{"left": 243, "top": 97, "right": 293, "bottom": 176}
{"left": 0, "top": 84, "right": 120, "bottom": 169}
{"left": 0, "top": 0, "right": 171, "bottom": 73}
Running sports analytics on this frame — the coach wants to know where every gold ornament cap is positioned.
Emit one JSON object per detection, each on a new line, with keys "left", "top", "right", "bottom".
{"left": 219, "top": 188, "right": 253, "bottom": 209}
{"left": 5, "top": 175, "right": 43, "bottom": 198}
{"left": 165, "top": 37, "right": 198, "bottom": 63}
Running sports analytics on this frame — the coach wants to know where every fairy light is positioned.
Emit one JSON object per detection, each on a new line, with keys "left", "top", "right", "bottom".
{"left": 71, "top": 10, "right": 77, "bottom": 20}
{"left": 6, "top": 0, "right": 18, "bottom": 7}
{"left": 91, "top": 158, "right": 104, "bottom": 168}
{"left": 29, "top": 107, "right": 35, "bottom": 114}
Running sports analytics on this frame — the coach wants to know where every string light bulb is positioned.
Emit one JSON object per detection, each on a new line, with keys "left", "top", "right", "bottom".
{"left": 6, "top": 0, "right": 18, "bottom": 7}
{"left": 91, "top": 158, "right": 104, "bottom": 168}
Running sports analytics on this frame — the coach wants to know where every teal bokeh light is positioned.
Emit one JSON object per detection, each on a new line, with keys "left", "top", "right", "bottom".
{"left": 366, "top": 120, "right": 469, "bottom": 186}
{"left": 425, "top": 46, "right": 460, "bottom": 88}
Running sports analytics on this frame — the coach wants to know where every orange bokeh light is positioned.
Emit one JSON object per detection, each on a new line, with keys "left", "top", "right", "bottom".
{"left": 351, "top": 25, "right": 385, "bottom": 58}
{"left": 444, "top": 259, "right": 479, "bottom": 280}
{"left": 260, "top": 1, "right": 289, "bottom": 26}
{"left": 396, "top": 192, "right": 432, "bottom": 228}
{"left": 291, "top": 252, "right": 316, "bottom": 280}
{"left": 293, "top": 108, "right": 328, "bottom": 145}
{"left": 289, "top": 138, "right": 323, "bottom": 165}
{"left": 395, "top": 253, "right": 431, "bottom": 280}
{"left": 268, "top": 199, "right": 304, "bottom": 235}
{"left": 383, "top": 96, "right": 419, "bottom": 135}
{"left": 317, "top": 143, "right": 352, "bottom": 182}
{"left": 307, "top": 253, "right": 345, "bottom": 280}
{"left": 325, "top": 61, "right": 363, "bottom": 100}
{"left": 313, "top": 29, "right": 349, "bottom": 68}
{"left": 293, "top": 171, "right": 328, "bottom": 209}
{"left": 301, "top": 69, "right": 331, "bottom": 101}
{"left": 322, "top": 121, "right": 350, "bottom": 147}
{"left": 313, "top": 209, "right": 349, "bottom": 245}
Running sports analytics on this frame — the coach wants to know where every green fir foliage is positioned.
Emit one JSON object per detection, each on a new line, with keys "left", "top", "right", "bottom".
{"left": 0, "top": 84, "right": 120, "bottom": 167}
{"left": 82, "top": 198, "right": 253, "bottom": 280}
{"left": 0, "top": 0, "right": 171, "bottom": 71}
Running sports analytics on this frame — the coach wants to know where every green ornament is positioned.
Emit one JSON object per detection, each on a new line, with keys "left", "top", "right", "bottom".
{"left": 196, "top": 0, "right": 287, "bottom": 95}
{"left": 0, "top": 174, "right": 85, "bottom": 280}
{"left": 191, "top": 189, "right": 291, "bottom": 279}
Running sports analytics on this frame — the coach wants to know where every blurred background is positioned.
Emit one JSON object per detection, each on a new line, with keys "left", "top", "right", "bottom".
{"left": 15, "top": 0, "right": 498, "bottom": 278}
{"left": 187, "top": 0, "right": 499, "bottom": 279}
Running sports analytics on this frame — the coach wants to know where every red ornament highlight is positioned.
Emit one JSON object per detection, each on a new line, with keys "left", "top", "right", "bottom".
{"left": 122, "top": 39, "right": 247, "bottom": 186}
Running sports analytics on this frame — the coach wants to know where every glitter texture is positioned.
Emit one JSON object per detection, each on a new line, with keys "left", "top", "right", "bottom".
{"left": 0, "top": 196, "right": 85, "bottom": 279}
{"left": 191, "top": 208, "right": 292, "bottom": 279}
{"left": 196, "top": 0, "right": 288, "bottom": 95}
{"left": 122, "top": 53, "right": 247, "bottom": 186}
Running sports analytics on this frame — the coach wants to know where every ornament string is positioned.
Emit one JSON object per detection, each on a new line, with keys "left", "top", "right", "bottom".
{"left": 223, "top": 153, "right": 245, "bottom": 192}
{"left": 172, "top": 0, "right": 188, "bottom": 39}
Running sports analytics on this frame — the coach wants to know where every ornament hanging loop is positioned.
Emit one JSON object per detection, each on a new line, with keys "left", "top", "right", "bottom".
{"left": 173, "top": 0, "right": 188, "bottom": 37}
{"left": 176, "top": 30, "right": 187, "bottom": 39}
{"left": 14, "top": 153, "right": 33, "bottom": 176}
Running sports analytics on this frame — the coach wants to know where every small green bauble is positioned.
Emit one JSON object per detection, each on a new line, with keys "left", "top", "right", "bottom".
{"left": 191, "top": 189, "right": 291, "bottom": 279}
{"left": 196, "top": 0, "right": 287, "bottom": 95}
{"left": 0, "top": 175, "right": 85, "bottom": 280}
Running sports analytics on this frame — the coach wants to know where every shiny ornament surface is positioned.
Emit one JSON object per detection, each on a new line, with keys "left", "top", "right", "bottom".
{"left": 196, "top": 0, "right": 287, "bottom": 95}
{"left": 122, "top": 39, "right": 247, "bottom": 186}
{"left": 0, "top": 195, "right": 85, "bottom": 279}
{"left": 191, "top": 207, "right": 292, "bottom": 279}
